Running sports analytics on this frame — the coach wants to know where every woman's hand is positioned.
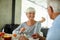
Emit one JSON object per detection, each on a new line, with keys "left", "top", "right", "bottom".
{"left": 32, "top": 33, "right": 40, "bottom": 39}
{"left": 19, "top": 36, "right": 29, "bottom": 40}
{"left": 20, "top": 27, "right": 26, "bottom": 32}
{"left": 40, "top": 17, "right": 45, "bottom": 23}
{"left": 32, "top": 33, "right": 45, "bottom": 40}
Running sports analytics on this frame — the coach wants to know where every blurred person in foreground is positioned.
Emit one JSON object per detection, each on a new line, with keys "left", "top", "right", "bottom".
{"left": 46, "top": 6, "right": 60, "bottom": 40}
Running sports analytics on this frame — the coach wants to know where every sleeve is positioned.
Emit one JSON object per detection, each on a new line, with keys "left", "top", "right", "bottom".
{"left": 46, "top": 27, "right": 60, "bottom": 40}
{"left": 12, "top": 24, "right": 23, "bottom": 34}
{"left": 34, "top": 21, "right": 41, "bottom": 34}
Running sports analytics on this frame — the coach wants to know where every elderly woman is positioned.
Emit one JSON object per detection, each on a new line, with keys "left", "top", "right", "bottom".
{"left": 12, "top": 7, "right": 44, "bottom": 40}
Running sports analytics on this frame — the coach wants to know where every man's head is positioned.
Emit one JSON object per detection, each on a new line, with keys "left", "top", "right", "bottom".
{"left": 47, "top": 6, "right": 60, "bottom": 20}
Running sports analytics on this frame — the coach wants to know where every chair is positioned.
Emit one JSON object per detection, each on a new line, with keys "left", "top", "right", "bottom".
{"left": 41, "top": 28, "right": 49, "bottom": 37}
{"left": 1, "top": 24, "right": 19, "bottom": 34}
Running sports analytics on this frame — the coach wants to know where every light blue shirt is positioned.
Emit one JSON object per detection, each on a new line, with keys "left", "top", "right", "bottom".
{"left": 46, "top": 15, "right": 60, "bottom": 40}
{"left": 12, "top": 21, "right": 41, "bottom": 37}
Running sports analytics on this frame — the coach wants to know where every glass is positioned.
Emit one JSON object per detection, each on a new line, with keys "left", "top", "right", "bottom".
{"left": 20, "top": 32, "right": 24, "bottom": 36}
{"left": 4, "top": 36, "right": 11, "bottom": 40}
{"left": 0, "top": 32, "right": 5, "bottom": 40}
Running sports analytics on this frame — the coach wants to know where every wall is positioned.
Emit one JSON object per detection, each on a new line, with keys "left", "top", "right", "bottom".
{"left": 15, "top": 0, "right": 22, "bottom": 24}
{"left": 0, "top": 0, "right": 12, "bottom": 29}
{"left": 47, "top": 0, "right": 60, "bottom": 12}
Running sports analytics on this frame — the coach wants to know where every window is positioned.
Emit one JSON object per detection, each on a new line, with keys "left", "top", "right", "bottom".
{"left": 21, "top": 0, "right": 53, "bottom": 28}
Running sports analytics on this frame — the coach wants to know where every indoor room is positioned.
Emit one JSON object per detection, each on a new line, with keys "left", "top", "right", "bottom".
{"left": 0, "top": 0, "right": 60, "bottom": 40}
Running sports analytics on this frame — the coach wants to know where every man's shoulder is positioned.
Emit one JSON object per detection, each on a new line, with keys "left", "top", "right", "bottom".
{"left": 55, "top": 15, "right": 60, "bottom": 20}
{"left": 53, "top": 15, "right": 60, "bottom": 26}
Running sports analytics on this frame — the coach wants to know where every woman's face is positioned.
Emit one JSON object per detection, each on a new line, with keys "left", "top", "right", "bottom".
{"left": 26, "top": 11, "right": 35, "bottom": 20}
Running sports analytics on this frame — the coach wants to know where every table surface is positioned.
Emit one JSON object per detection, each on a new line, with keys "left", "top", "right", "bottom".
{"left": 0, "top": 33, "right": 39, "bottom": 40}
{"left": 12, "top": 35, "right": 39, "bottom": 40}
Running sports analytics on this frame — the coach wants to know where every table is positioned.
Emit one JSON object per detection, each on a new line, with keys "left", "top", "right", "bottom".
{"left": 0, "top": 34, "right": 39, "bottom": 40}
{"left": 12, "top": 34, "right": 39, "bottom": 40}
{"left": 12, "top": 37, "right": 39, "bottom": 40}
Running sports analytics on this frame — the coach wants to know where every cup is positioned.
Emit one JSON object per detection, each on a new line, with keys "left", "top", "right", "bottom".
{"left": 3, "top": 36, "right": 12, "bottom": 40}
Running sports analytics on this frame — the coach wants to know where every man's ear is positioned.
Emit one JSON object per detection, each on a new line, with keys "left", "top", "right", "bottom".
{"left": 26, "top": 13, "right": 27, "bottom": 16}
{"left": 47, "top": 6, "right": 53, "bottom": 13}
{"left": 49, "top": 6, "right": 54, "bottom": 12}
{"left": 47, "top": 6, "right": 54, "bottom": 19}
{"left": 47, "top": 6, "right": 52, "bottom": 16}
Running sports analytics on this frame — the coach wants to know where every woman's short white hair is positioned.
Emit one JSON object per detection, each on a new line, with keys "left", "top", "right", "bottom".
{"left": 26, "top": 7, "right": 35, "bottom": 13}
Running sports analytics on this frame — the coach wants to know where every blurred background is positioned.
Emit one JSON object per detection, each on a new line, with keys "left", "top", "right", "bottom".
{"left": 0, "top": 0, "right": 60, "bottom": 31}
